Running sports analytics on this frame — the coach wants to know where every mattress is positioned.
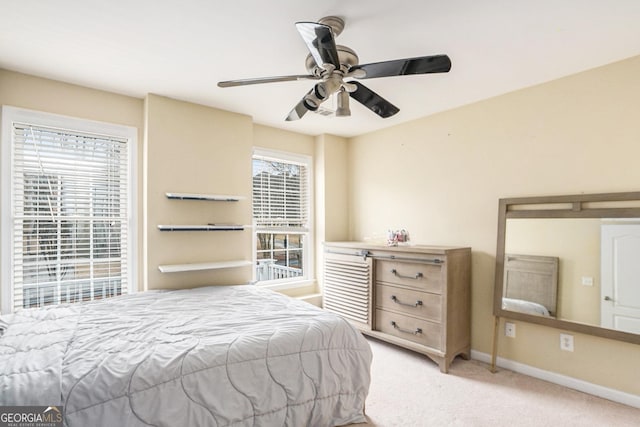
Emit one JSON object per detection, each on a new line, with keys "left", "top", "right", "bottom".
{"left": 0, "top": 285, "right": 372, "bottom": 426}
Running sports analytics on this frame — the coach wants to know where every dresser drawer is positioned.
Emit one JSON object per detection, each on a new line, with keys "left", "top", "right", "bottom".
{"left": 375, "top": 260, "right": 443, "bottom": 292}
{"left": 376, "top": 284, "right": 442, "bottom": 322}
{"left": 375, "top": 309, "right": 442, "bottom": 349}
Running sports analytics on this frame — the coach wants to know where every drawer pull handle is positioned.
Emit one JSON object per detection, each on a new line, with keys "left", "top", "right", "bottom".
{"left": 391, "top": 295, "right": 423, "bottom": 308}
{"left": 391, "top": 321, "right": 422, "bottom": 335}
{"left": 391, "top": 269, "right": 423, "bottom": 280}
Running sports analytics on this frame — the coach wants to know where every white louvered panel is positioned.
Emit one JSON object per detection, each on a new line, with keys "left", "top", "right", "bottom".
{"left": 325, "top": 265, "right": 370, "bottom": 281}
{"left": 323, "top": 253, "right": 372, "bottom": 328}
{"left": 323, "top": 285, "right": 369, "bottom": 308}
{"left": 324, "top": 295, "right": 369, "bottom": 321}
{"left": 324, "top": 300, "right": 368, "bottom": 323}
{"left": 324, "top": 281, "right": 369, "bottom": 300}
{"left": 324, "top": 273, "right": 369, "bottom": 289}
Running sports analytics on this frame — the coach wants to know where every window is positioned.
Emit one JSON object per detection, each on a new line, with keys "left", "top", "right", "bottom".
{"left": 252, "top": 148, "right": 312, "bottom": 287}
{"left": 1, "top": 106, "right": 137, "bottom": 313}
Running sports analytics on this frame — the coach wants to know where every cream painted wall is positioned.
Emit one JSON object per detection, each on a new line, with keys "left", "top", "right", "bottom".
{"left": 144, "top": 94, "right": 253, "bottom": 290}
{"left": 0, "top": 69, "right": 144, "bottom": 304}
{"left": 253, "top": 124, "right": 315, "bottom": 157}
{"left": 314, "top": 134, "right": 350, "bottom": 294}
{"left": 316, "top": 134, "right": 349, "bottom": 242}
{"left": 347, "top": 56, "right": 640, "bottom": 395}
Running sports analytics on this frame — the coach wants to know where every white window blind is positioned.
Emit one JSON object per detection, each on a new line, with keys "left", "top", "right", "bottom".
{"left": 252, "top": 154, "right": 309, "bottom": 230}
{"left": 252, "top": 149, "right": 312, "bottom": 285}
{"left": 9, "top": 121, "right": 130, "bottom": 311}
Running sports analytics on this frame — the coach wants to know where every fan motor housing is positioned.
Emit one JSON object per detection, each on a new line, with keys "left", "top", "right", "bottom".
{"left": 318, "top": 16, "right": 345, "bottom": 36}
{"left": 305, "top": 45, "right": 359, "bottom": 75}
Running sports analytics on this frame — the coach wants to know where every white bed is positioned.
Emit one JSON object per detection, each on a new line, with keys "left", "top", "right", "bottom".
{"left": 0, "top": 285, "right": 372, "bottom": 427}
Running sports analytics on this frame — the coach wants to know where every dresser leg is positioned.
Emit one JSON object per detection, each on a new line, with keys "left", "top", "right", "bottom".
{"left": 436, "top": 356, "right": 450, "bottom": 374}
{"left": 460, "top": 347, "right": 471, "bottom": 360}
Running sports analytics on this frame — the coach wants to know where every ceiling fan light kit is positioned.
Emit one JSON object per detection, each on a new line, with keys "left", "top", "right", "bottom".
{"left": 335, "top": 88, "right": 351, "bottom": 117}
{"left": 217, "top": 16, "right": 451, "bottom": 121}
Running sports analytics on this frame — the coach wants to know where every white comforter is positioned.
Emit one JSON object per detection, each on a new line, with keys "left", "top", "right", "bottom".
{"left": 0, "top": 285, "right": 372, "bottom": 426}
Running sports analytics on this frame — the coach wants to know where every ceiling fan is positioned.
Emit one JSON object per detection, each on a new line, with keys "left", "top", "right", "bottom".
{"left": 217, "top": 16, "right": 451, "bottom": 121}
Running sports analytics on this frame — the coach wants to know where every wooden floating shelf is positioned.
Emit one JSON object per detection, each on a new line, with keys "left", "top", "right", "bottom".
{"left": 165, "top": 192, "right": 245, "bottom": 201}
{"left": 157, "top": 224, "right": 246, "bottom": 231}
{"left": 158, "top": 260, "right": 253, "bottom": 273}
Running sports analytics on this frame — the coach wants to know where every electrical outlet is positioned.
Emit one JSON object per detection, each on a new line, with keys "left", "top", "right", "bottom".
{"left": 581, "top": 276, "right": 594, "bottom": 286}
{"left": 560, "top": 333, "right": 574, "bottom": 351}
{"left": 505, "top": 322, "right": 516, "bottom": 338}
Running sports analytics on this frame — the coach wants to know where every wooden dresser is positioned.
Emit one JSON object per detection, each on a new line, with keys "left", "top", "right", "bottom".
{"left": 323, "top": 242, "right": 471, "bottom": 373}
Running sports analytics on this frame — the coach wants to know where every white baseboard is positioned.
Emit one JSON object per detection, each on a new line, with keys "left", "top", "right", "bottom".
{"left": 471, "top": 350, "right": 640, "bottom": 409}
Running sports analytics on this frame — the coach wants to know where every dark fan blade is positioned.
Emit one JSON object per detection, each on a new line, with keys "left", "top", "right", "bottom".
{"left": 285, "top": 100, "right": 309, "bottom": 121}
{"left": 295, "top": 22, "right": 340, "bottom": 69}
{"left": 351, "top": 55, "right": 451, "bottom": 79}
{"left": 285, "top": 88, "right": 315, "bottom": 121}
{"left": 218, "top": 74, "right": 318, "bottom": 88}
{"left": 348, "top": 81, "right": 399, "bottom": 118}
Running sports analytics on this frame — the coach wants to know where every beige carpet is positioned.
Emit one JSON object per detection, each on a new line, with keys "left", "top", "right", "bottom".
{"left": 348, "top": 337, "right": 639, "bottom": 427}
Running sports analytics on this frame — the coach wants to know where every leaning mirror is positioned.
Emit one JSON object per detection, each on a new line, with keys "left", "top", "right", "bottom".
{"left": 493, "top": 191, "right": 640, "bottom": 345}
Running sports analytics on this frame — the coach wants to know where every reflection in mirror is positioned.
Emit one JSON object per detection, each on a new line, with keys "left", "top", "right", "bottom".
{"left": 493, "top": 192, "right": 640, "bottom": 345}
{"left": 502, "top": 252, "right": 558, "bottom": 318}
{"left": 503, "top": 218, "right": 640, "bottom": 331}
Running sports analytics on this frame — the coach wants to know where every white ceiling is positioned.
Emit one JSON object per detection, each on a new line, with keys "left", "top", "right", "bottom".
{"left": 2, "top": 1, "right": 640, "bottom": 137}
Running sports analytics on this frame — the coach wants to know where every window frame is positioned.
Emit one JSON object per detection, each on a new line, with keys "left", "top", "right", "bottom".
{"left": 1, "top": 106, "right": 138, "bottom": 314}
{"left": 252, "top": 147, "right": 313, "bottom": 291}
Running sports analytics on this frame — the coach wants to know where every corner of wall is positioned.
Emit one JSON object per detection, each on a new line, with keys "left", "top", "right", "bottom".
{"left": 314, "top": 133, "right": 349, "bottom": 295}
{"left": 141, "top": 94, "right": 151, "bottom": 292}
{"left": 144, "top": 94, "right": 254, "bottom": 290}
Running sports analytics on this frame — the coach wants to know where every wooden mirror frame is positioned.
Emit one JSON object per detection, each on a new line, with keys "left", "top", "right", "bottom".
{"left": 493, "top": 191, "right": 640, "bottom": 346}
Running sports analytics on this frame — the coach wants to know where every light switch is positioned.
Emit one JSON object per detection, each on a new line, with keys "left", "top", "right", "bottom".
{"left": 581, "top": 276, "right": 593, "bottom": 286}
